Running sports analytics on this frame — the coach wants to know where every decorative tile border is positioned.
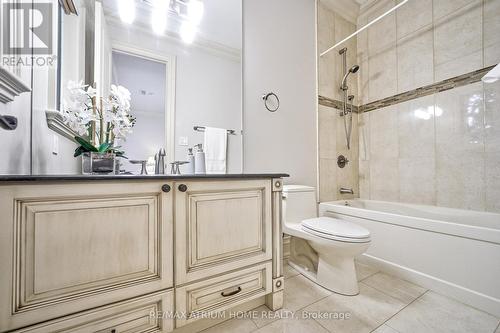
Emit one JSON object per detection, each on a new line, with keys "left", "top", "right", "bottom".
{"left": 359, "top": 65, "right": 495, "bottom": 113}
{"left": 318, "top": 95, "right": 359, "bottom": 113}
{"left": 318, "top": 65, "right": 495, "bottom": 113}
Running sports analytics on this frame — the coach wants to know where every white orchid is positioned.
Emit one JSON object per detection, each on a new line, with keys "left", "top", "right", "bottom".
{"left": 62, "top": 80, "right": 135, "bottom": 150}
{"left": 62, "top": 80, "right": 97, "bottom": 136}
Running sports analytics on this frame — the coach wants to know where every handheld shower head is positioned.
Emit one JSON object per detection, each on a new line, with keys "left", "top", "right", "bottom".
{"left": 341, "top": 65, "right": 360, "bottom": 90}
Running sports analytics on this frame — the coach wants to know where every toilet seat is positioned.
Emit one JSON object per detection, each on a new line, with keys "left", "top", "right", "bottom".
{"left": 301, "top": 217, "right": 371, "bottom": 243}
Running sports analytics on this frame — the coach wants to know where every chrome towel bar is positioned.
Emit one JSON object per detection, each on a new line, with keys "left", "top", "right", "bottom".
{"left": 193, "top": 126, "right": 237, "bottom": 135}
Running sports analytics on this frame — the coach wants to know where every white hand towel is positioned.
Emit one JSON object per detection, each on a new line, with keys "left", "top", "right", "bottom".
{"left": 204, "top": 127, "right": 227, "bottom": 174}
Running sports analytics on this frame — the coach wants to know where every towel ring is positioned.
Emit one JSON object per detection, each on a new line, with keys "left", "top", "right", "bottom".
{"left": 262, "top": 92, "right": 280, "bottom": 112}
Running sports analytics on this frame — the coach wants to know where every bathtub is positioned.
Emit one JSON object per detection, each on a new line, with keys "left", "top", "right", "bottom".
{"left": 319, "top": 200, "right": 500, "bottom": 317}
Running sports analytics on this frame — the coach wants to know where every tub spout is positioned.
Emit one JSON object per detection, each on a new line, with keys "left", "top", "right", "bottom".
{"left": 340, "top": 187, "right": 354, "bottom": 195}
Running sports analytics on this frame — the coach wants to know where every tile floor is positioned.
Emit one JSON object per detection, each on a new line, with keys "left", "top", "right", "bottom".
{"left": 200, "top": 262, "right": 500, "bottom": 333}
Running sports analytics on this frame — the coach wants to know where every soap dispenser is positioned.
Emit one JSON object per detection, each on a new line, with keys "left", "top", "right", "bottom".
{"left": 194, "top": 144, "right": 206, "bottom": 174}
{"left": 186, "top": 147, "right": 195, "bottom": 174}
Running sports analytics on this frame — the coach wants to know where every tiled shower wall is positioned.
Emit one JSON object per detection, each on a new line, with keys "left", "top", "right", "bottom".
{"left": 357, "top": 0, "right": 500, "bottom": 212}
{"left": 317, "top": 2, "right": 359, "bottom": 202}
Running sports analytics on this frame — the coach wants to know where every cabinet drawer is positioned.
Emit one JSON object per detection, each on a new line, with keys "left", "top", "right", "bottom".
{"left": 14, "top": 290, "right": 174, "bottom": 333}
{"left": 175, "top": 262, "right": 272, "bottom": 327}
{"left": 175, "top": 180, "right": 272, "bottom": 284}
{"left": 0, "top": 182, "right": 174, "bottom": 332}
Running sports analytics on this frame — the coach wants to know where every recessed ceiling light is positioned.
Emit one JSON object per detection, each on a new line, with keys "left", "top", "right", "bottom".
{"left": 187, "top": 0, "right": 204, "bottom": 25}
{"left": 151, "top": 0, "right": 168, "bottom": 35}
{"left": 180, "top": 21, "right": 196, "bottom": 44}
{"left": 119, "top": 0, "right": 136, "bottom": 24}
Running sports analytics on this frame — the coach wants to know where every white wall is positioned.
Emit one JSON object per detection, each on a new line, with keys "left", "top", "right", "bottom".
{"left": 108, "top": 24, "right": 243, "bottom": 173}
{"left": 0, "top": 0, "right": 79, "bottom": 175}
{"left": 0, "top": 70, "right": 32, "bottom": 175}
{"left": 242, "top": 0, "right": 318, "bottom": 186}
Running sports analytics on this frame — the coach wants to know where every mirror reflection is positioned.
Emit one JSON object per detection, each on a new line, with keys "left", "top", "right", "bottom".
{"left": 58, "top": 0, "right": 242, "bottom": 175}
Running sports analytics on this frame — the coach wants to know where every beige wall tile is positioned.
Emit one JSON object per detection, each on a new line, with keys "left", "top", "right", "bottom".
{"left": 399, "top": 157, "right": 436, "bottom": 205}
{"left": 370, "top": 106, "right": 399, "bottom": 159}
{"left": 433, "top": 1, "right": 483, "bottom": 80}
{"left": 398, "top": 95, "right": 435, "bottom": 159}
{"left": 436, "top": 151, "right": 485, "bottom": 211}
{"left": 359, "top": 159, "right": 371, "bottom": 199}
{"left": 317, "top": 3, "right": 338, "bottom": 99}
{"left": 435, "top": 82, "right": 485, "bottom": 154}
{"left": 396, "top": 0, "right": 432, "bottom": 39}
{"left": 318, "top": 52, "right": 339, "bottom": 99}
{"left": 317, "top": 2, "right": 336, "bottom": 52}
{"left": 319, "top": 158, "right": 337, "bottom": 202}
{"left": 397, "top": 26, "right": 434, "bottom": 93}
{"left": 367, "top": 0, "right": 396, "bottom": 54}
{"left": 433, "top": 0, "right": 480, "bottom": 20}
{"left": 434, "top": 51, "right": 483, "bottom": 82}
{"left": 485, "top": 81, "right": 500, "bottom": 153}
{"left": 368, "top": 46, "right": 398, "bottom": 102}
{"left": 484, "top": 0, "right": 500, "bottom": 66}
{"left": 358, "top": 112, "right": 370, "bottom": 161}
{"left": 318, "top": 106, "right": 337, "bottom": 159}
{"left": 485, "top": 152, "right": 500, "bottom": 213}
{"left": 370, "top": 156, "right": 399, "bottom": 201}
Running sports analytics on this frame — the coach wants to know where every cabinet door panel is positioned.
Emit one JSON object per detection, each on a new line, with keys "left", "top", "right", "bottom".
{"left": 0, "top": 181, "right": 173, "bottom": 332}
{"left": 175, "top": 262, "right": 271, "bottom": 327}
{"left": 13, "top": 290, "right": 174, "bottom": 333}
{"left": 175, "top": 180, "right": 272, "bottom": 284}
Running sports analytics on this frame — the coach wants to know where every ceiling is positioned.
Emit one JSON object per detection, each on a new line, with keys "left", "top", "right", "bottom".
{"left": 102, "top": 0, "right": 242, "bottom": 51}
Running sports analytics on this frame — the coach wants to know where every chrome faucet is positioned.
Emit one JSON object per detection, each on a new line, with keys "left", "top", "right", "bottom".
{"left": 340, "top": 187, "right": 354, "bottom": 195}
{"left": 155, "top": 148, "right": 166, "bottom": 174}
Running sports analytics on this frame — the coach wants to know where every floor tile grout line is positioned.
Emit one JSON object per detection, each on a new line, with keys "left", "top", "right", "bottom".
{"left": 248, "top": 290, "right": 335, "bottom": 332}
{"left": 358, "top": 277, "right": 428, "bottom": 305}
{"left": 369, "top": 289, "right": 430, "bottom": 333}
{"left": 358, "top": 269, "right": 379, "bottom": 282}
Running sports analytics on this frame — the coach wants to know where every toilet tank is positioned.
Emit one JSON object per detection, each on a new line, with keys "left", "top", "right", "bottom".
{"left": 283, "top": 185, "right": 318, "bottom": 224}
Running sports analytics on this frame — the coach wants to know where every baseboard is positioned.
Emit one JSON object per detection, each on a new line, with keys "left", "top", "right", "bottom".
{"left": 358, "top": 254, "right": 500, "bottom": 318}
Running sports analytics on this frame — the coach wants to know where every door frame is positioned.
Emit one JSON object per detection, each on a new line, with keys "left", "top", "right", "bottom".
{"left": 111, "top": 41, "right": 176, "bottom": 167}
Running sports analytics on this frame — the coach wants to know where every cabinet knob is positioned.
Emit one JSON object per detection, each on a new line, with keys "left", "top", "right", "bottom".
{"left": 161, "top": 184, "right": 171, "bottom": 193}
{"left": 178, "top": 184, "right": 188, "bottom": 192}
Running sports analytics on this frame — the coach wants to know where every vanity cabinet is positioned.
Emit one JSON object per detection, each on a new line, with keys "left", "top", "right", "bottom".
{"left": 0, "top": 176, "right": 284, "bottom": 333}
{"left": 0, "top": 181, "right": 174, "bottom": 332}
{"left": 174, "top": 180, "right": 272, "bottom": 284}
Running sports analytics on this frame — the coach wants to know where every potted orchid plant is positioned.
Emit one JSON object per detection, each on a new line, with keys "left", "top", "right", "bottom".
{"left": 62, "top": 81, "right": 136, "bottom": 174}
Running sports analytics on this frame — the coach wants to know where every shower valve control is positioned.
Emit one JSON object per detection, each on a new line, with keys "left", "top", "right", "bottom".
{"left": 337, "top": 155, "right": 349, "bottom": 168}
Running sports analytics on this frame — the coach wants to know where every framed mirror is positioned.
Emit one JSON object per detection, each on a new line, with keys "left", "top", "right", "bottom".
{"left": 51, "top": 0, "right": 242, "bottom": 174}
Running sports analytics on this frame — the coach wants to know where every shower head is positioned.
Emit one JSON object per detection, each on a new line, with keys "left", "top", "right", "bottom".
{"left": 341, "top": 65, "right": 360, "bottom": 90}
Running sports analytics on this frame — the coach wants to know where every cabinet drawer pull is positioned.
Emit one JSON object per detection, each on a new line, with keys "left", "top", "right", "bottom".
{"left": 178, "top": 184, "right": 188, "bottom": 192}
{"left": 161, "top": 184, "right": 171, "bottom": 193}
{"left": 220, "top": 286, "right": 242, "bottom": 297}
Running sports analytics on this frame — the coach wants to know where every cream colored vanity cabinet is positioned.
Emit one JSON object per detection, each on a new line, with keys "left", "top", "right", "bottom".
{"left": 173, "top": 178, "right": 285, "bottom": 329}
{"left": 0, "top": 176, "right": 285, "bottom": 333}
{"left": 174, "top": 179, "right": 272, "bottom": 284}
{"left": 0, "top": 181, "right": 174, "bottom": 332}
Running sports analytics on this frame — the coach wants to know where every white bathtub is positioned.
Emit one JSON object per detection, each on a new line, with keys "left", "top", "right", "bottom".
{"left": 319, "top": 200, "right": 500, "bottom": 317}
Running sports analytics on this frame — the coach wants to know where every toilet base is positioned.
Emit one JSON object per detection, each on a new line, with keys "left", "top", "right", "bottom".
{"left": 289, "top": 256, "right": 360, "bottom": 296}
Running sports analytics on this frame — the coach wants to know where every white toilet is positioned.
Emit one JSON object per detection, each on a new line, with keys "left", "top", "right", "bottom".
{"left": 283, "top": 185, "right": 371, "bottom": 295}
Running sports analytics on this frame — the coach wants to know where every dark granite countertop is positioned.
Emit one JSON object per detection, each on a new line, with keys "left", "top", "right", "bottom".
{"left": 0, "top": 173, "right": 289, "bottom": 182}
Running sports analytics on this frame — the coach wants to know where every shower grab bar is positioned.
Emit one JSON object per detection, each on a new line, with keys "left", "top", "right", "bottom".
{"left": 193, "top": 126, "right": 237, "bottom": 135}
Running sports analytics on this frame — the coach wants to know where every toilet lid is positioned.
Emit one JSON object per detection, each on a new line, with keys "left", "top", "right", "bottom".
{"left": 301, "top": 217, "right": 370, "bottom": 240}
